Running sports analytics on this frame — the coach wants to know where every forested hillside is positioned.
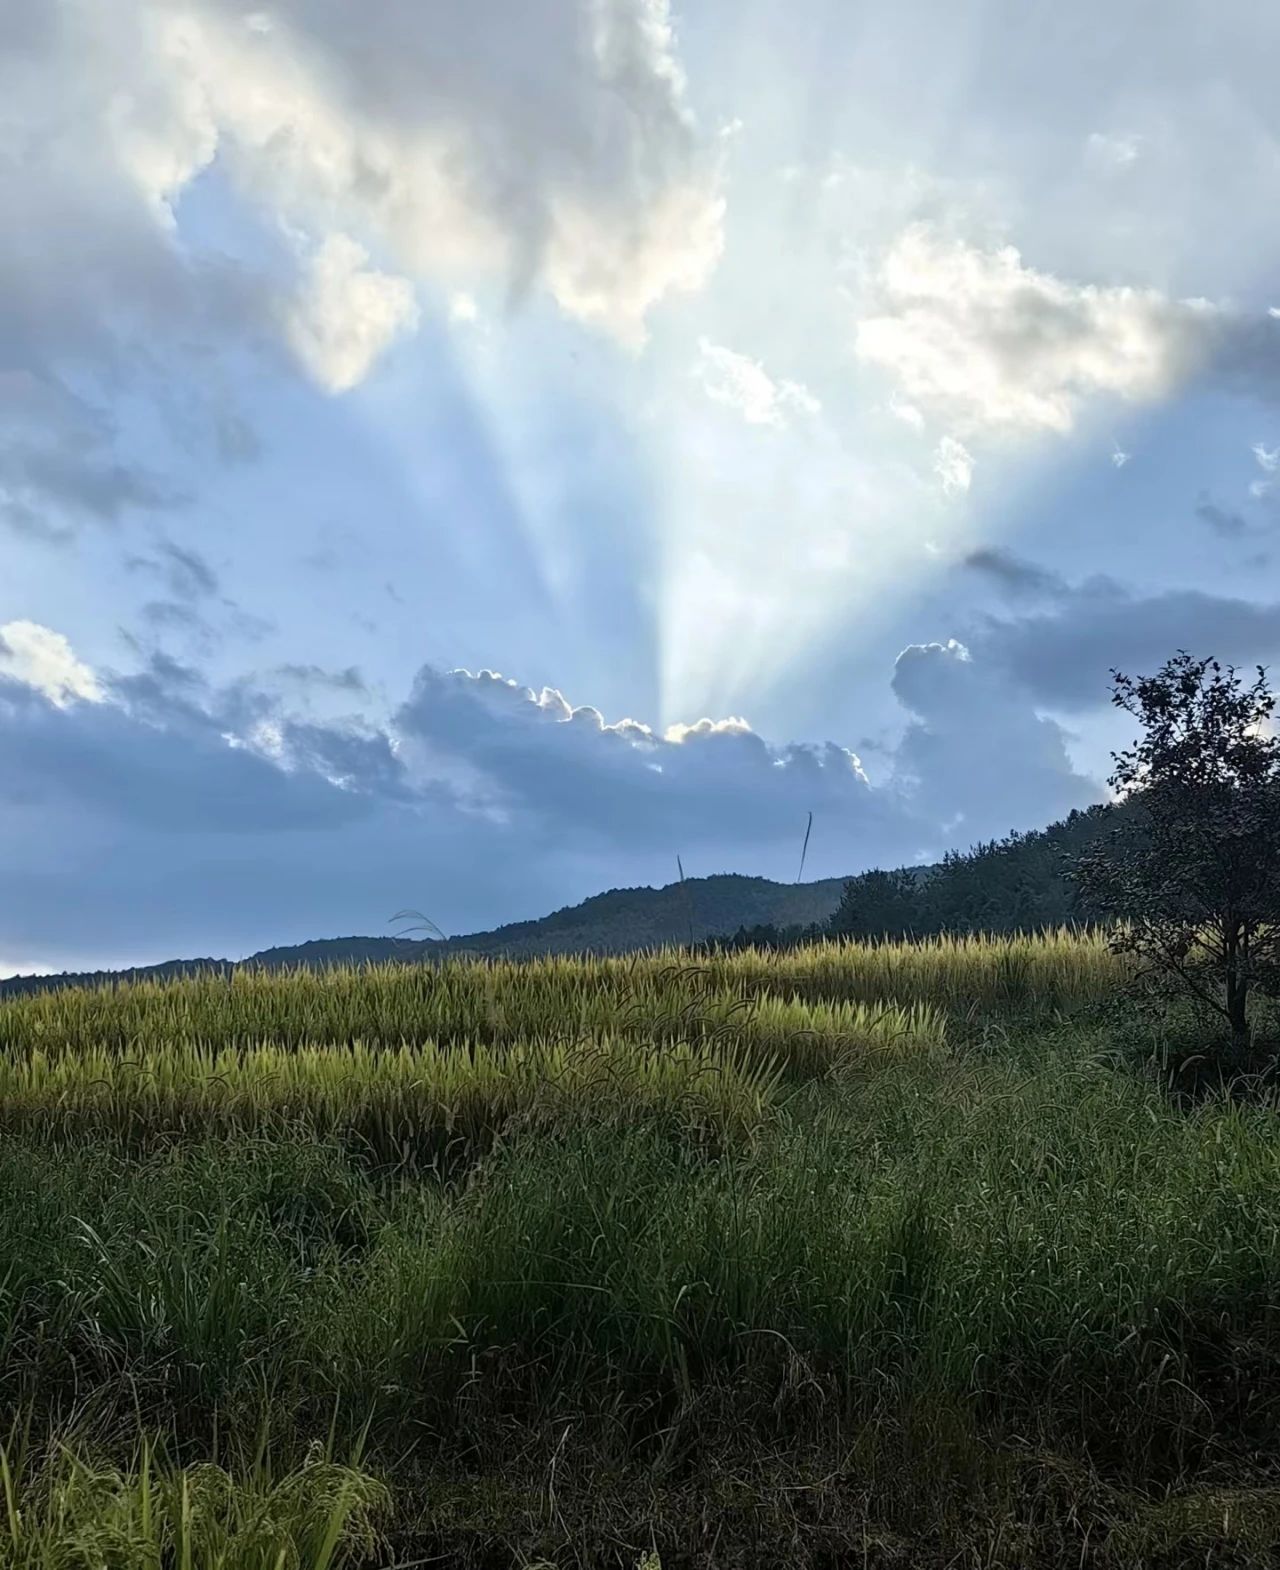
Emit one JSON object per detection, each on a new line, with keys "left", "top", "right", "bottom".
{"left": 828, "top": 803, "right": 1116, "bottom": 939}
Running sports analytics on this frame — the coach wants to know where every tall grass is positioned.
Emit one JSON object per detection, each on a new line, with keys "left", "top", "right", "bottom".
{"left": 0, "top": 1037, "right": 780, "bottom": 1165}
{"left": 707, "top": 927, "right": 1128, "bottom": 1014}
{"left": 0, "top": 930, "right": 1274, "bottom": 1565}
{"left": 0, "top": 1436, "right": 387, "bottom": 1569}
{"left": 0, "top": 930, "right": 1103, "bottom": 1059}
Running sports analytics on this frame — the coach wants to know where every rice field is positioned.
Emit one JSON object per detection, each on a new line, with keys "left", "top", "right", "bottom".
{"left": 0, "top": 931, "right": 1273, "bottom": 1567}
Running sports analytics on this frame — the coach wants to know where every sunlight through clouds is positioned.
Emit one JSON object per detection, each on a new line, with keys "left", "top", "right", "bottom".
{"left": 8, "top": 0, "right": 1280, "bottom": 972}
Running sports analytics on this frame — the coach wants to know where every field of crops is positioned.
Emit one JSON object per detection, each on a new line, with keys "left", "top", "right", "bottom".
{"left": 0, "top": 931, "right": 1277, "bottom": 1568}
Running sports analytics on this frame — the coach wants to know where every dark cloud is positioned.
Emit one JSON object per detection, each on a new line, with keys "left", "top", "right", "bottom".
{"left": 275, "top": 664, "right": 369, "bottom": 693}
{"left": 127, "top": 541, "right": 220, "bottom": 601}
{"left": 962, "top": 547, "right": 1067, "bottom": 598}
{"left": 0, "top": 638, "right": 1103, "bottom": 972}
{"left": 0, "top": 375, "right": 181, "bottom": 540}
{"left": 957, "top": 558, "right": 1280, "bottom": 707}
{"left": 393, "top": 667, "right": 899, "bottom": 855}
{"left": 890, "top": 640, "right": 1096, "bottom": 835}
{"left": 1195, "top": 496, "right": 1250, "bottom": 537}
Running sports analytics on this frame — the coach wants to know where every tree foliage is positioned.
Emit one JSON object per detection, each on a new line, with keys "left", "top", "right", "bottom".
{"left": 827, "top": 806, "right": 1114, "bottom": 943}
{"left": 1071, "top": 652, "right": 1280, "bottom": 1054}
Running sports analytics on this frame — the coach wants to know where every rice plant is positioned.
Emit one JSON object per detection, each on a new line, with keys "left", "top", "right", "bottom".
{"left": 0, "top": 1436, "right": 388, "bottom": 1569}
{"left": 0, "top": 930, "right": 1100, "bottom": 1060}
{"left": 0, "top": 1036, "right": 780, "bottom": 1166}
{"left": 0, "top": 928, "right": 1275, "bottom": 1564}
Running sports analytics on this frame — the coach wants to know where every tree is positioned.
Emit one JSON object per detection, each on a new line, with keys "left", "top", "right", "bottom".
{"left": 1072, "top": 652, "right": 1280, "bottom": 1057}
{"left": 829, "top": 867, "right": 923, "bottom": 941}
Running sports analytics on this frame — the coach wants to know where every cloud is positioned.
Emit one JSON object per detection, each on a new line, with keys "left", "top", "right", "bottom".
{"left": 140, "top": 0, "right": 723, "bottom": 347}
{"left": 888, "top": 395, "right": 925, "bottom": 431}
{"left": 932, "top": 435, "right": 973, "bottom": 494}
{"left": 890, "top": 639, "right": 1096, "bottom": 834}
{"left": 1111, "top": 443, "right": 1131, "bottom": 467}
{"left": 0, "top": 0, "right": 724, "bottom": 535}
{"left": 958, "top": 555, "right": 1280, "bottom": 707}
{"left": 963, "top": 547, "right": 1065, "bottom": 598}
{"left": 126, "top": 540, "right": 220, "bottom": 600}
{"left": 693, "top": 339, "right": 821, "bottom": 426}
{"left": 284, "top": 235, "right": 420, "bottom": 394}
{"left": 0, "top": 628, "right": 1107, "bottom": 971}
{"left": 1085, "top": 131, "right": 1143, "bottom": 171}
{"left": 854, "top": 225, "right": 1280, "bottom": 435}
{"left": 0, "top": 622, "right": 104, "bottom": 708}
{"left": 1194, "top": 497, "right": 1250, "bottom": 538}
{"left": 274, "top": 664, "right": 369, "bottom": 694}
{"left": 393, "top": 666, "right": 884, "bottom": 850}
{"left": 0, "top": 373, "right": 181, "bottom": 540}
{"left": 1254, "top": 443, "right": 1279, "bottom": 473}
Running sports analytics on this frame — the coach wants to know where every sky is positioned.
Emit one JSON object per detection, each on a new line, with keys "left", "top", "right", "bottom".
{"left": 4, "top": 0, "right": 1280, "bottom": 974}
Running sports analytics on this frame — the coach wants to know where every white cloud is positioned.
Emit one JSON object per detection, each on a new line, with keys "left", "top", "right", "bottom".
{"left": 854, "top": 225, "right": 1225, "bottom": 434}
{"left": 1085, "top": 131, "right": 1143, "bottom": 170}
{"left": 1111, "top": 443, "right": 1131, "bottom": 467}
{"left": 0, "top": 622, "right": 103, "bottom": 707}
{"left": 693, "top": 338, "right": 821, "bottom": 426}
{"left": 888, "top": 395, "right": 925, "bottom": 431}
{"left": 663, "top": 715, "right": 755, "bottom": 744}
{"left": 933, "top": 435, "right": 973, "bottom": 495}
{"left": 2, "top": 0, "right": 723, "bottom": 391}
{"left": 1253, "top": 442, "right": 1279, "bottom": 472}
{"left": 284, "top": 235, "right": 419, "bottom": 393}
{"left": 180, "top": 0, "right": 722, "bottom": 348}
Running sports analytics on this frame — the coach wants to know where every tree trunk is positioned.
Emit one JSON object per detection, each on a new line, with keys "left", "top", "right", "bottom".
{"left": 1225, "top": 923, "right": 1251, "bottom": 1062}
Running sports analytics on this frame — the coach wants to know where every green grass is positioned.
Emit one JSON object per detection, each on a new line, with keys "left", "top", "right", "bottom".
{"left": 0, "top": 934, "right": 1274, "bottom": 1566}
{"left": 0, "top": 933, "right": 1091, "bottom": 1056}
{"left": 0, "top": 1436, "right": 388, "bottom": 1569}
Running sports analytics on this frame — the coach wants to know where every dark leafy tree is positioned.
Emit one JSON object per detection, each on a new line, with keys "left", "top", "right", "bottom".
{"left": 1071, "top": 652, "right": 1280, "bottom": 1057}
{"left": 827, "top": 806, "right": 1115, "bottom": 942}
{"left": 829, "top": 868, "right": 924, "bottom": 940}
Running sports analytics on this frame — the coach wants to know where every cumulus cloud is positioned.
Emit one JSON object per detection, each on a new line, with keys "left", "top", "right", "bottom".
{"left": 854, "top": 225, "right": 1280, "bottom": 435}
{"left": 0, "top": 629, "right": 1107, "bottom": 971}
{"left": 693, "top": 339, "right": 821, "bottom": 426}
{"left": 284, "top": 235, "right": 419, "bottom": 394}
{"left": 0, "top": 0, "right": 723, "bottom": 534}
{"left": 141, "top": 0, "right": 723, "bottom": 347}
{"left": 890, "top": 639, "right": 1096, "bottom": 834}
{"left": 0, "top": 622, "right": 104, "bottom": 707}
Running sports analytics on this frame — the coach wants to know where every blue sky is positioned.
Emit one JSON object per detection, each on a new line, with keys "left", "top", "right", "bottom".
{"left": 4, "top": 0, "right": 1280, "bottom": 973}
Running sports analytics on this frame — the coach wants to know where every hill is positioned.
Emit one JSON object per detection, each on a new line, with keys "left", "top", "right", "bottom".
{"left": 0, "top": 802, "right": 1129, "bottom": 999}
{"left": 830, "top": 803, "right": 1118, "bottom": 939}
{"left": 0, "top": 871, "right": 849, "bottom": 997}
